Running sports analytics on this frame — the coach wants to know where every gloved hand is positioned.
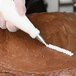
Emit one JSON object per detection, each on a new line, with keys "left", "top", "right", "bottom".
{"left": 0, "top": 0, "right": 26, "bottom": 32}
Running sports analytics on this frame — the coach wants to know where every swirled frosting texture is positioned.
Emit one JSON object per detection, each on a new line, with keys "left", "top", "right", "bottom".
{"left": 0, "top": 12, "right": 76, "bottom": 76}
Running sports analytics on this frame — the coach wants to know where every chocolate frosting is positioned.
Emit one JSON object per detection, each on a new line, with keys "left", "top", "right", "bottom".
{"left": 0, "top": 12, "right": 76, "bottom": 76}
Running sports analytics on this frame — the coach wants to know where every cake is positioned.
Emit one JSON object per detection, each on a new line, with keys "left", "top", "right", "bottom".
{"left": 0, "top": 12, "right": 76, "bottom": 76}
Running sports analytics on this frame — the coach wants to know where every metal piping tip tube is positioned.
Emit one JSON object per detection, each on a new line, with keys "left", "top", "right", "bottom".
{"left": 36, "top": 34, "right": 47, "bottom": 46}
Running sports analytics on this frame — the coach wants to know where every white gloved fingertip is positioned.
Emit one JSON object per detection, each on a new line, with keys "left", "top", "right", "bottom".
{"left": 0, "top": 19, "right": 6, "bottom": 29}
{"left": 6, "top": 23, "right": 18, "bottom": 32}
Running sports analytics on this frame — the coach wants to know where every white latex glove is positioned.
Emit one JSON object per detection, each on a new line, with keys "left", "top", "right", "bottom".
{"left": 0, "top": 0, "right": 26, "bottom": 32}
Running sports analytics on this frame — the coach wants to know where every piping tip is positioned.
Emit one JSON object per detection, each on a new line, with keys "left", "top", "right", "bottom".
{"left": 36, "top": 34, "right": 47, "bottom": 46}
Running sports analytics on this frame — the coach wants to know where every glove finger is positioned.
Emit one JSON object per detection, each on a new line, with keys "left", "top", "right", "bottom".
{"left": 14, "top": 0, "right": 26, "bottom": 16}
{"left": 0, "top": 12, "right": 6, "bottom": 29}
{"left": 6, "top": 21, "right": 18, "bottom": 32}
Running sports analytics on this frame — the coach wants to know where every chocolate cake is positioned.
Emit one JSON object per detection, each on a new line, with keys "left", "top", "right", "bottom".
{"left": 0, "top": 12, "right": 76, "bottom": 76}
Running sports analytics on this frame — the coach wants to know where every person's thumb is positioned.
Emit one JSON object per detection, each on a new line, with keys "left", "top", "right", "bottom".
{"left": 14, "top": 0, "right": 26, "bottom": 16}
{"left": 6, "top": 0, "right": 26, "bottom": 32}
